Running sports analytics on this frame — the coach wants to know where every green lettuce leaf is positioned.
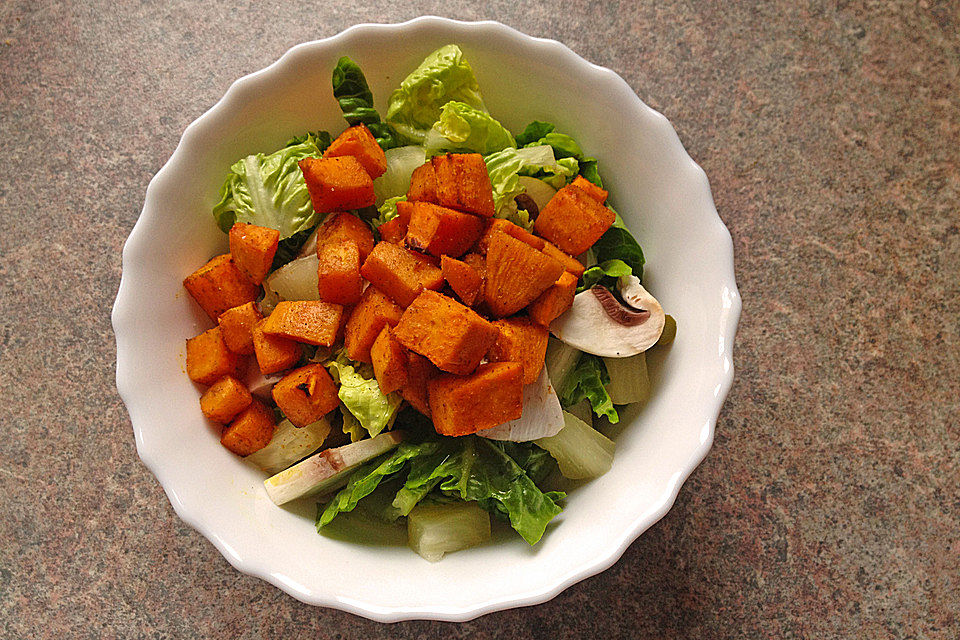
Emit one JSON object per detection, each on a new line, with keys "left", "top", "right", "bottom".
{"left": 592, "top": 213, "right": 645, "bottom": 280}
{"left": 561, "top": 354, "right": 619, "bottom": 424}
{"left": 578, "top": 259, "right": 633, "bottom": 293}
{"left": 325, "top": 355, "right": 403, "bottom": 441}
{"left": 423, "top": 101, "right": 515, "bottom": 156}
{"left": 484, "top": 145, "right": 576, "bottom": 222}
{"left": 386, "top": 45, "right": 486, "bottom": 145}
{"left": 515, "top": 120, "right": 556, "bottom": 146}
{"left": 212, "top": 131, "right": 330, "bottom": 239}
{"left": 373, "top": 195, "right": 405, "bottom": 229}
{"left": 332, "top": 56, "right": 399, "bottom": 149}
{"left": 516, "top": 120, "right": 603, "bottom": 186}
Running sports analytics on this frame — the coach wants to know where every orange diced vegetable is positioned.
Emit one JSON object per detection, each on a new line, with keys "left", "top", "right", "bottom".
{"left": 315, "top": 212, "right": 375, "bottom": 263}
{"left": 220, "top": 398, "right": 276, "bottom": 456}
{"left": 428, "top": 362, "right": 524, "bottom": 436}
{"left": 183, "top": 254, "right": 259, "bottom": 320}
{"left": 440, "top": 255, "right": 483, "bottom": 307}
{"left": 406, "top": 162, "right": 437, "bottom": 203}
{"left": 186, "top": 326, "right": 246, "bottom": 385}
{"left": 370, "top": 327, "right": 408, "bottom": 394}
{"left": 378, "top": 201, "right": 412, "bottom": 243}
{"left": 271, "top": 363, "right": 340, "bottom": 427}
{"left": 533, "top": 184, "right": 615, "bottom": 255}
{"left": 228, "top": 223, "right": 279, "bottom": 285}
{"left": 343, "top": 285, "right": 404, "bottom": 363}
{"left": 405, "top": 202, "right": 484, "bottom": 257}
{"left": 316, "top": 240, "right": 362, "bottom": 305}
{"left": 323, "top": 124, "right": 387, "bottom": 179}
{"left": 360, "top": 241, "right": 444, "bottom": 308}
{"left": 401, "top": 350, "right": 440, "bottom": 417}
{"left": 431, "top": 153, "right": 495, "bottom": 217}
{"left": 461, "top": 252, "right": 487, "bottom": 279}
{"left": 541, "top": 241, "right": 586, "bottom": 277}
{"left": 393, "top": 290, "right": 498, "bottom": 376}
{"left": 570, "top": 175, "right": 608, "bottom": 204}
{"left": 251, "top": 319, "right": 302, "bottom": 375}
{"left": 218, "top": 301, "right": 263, "bottom": 355}
{"left": 487, "top": 318, "right": 549, "bottom": 385}
{"left": 261, "top": 300, "right": 344, "bottom": 346}
{"left": 484, "top": 233, "right": 565, "bottom": 318}
{"left": 474, "top": 218, "right": 544, "bottom": 254}
{"left": 200, "top": 376, "right": 253, "bottom": 423}
{"left": 528, "top": 271, "right": 578, "bottom": 326}
{"left": 299, "top": 156, "right": 374, "bottom": 214}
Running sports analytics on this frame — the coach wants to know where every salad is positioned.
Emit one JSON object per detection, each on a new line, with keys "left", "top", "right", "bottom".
{"left": 182, "top": 45, "right": 676, "bottom": 561}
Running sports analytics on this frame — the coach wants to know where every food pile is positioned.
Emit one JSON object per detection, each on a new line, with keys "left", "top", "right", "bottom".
{"left": 181, "top": 45, "right": 675, "bottom": 560}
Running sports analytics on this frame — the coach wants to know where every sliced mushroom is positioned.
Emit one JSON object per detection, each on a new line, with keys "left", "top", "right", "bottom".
{"left": 548, "top": 275, "right": 665, "bottom": 357}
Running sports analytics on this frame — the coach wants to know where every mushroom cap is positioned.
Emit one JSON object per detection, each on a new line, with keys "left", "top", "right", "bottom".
{"left": 548, "top": 275, "right": 665, "bottom": 357}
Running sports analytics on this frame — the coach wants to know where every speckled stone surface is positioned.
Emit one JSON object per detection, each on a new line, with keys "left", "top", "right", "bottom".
{"left": 1, "top": 1, "right": 957, "bottom": 637}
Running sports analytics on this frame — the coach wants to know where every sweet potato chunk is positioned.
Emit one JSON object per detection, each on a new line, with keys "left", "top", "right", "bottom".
{"left": 186, "top": 326, "right": 246, "bottom": 385}
{"left": 487, "top": 318, "right": 549, "bottom": 385}
{"left": 271, "top": 363, "right": 340, "bottom": 427}
{"left": 484, "top": 233, "right": 565, "bottom": 318}
{"left": 360, "top": 241, "right": 444, "bottom": 308}
{"left": 570, "top": 175, "right": 608, "bottom": 204}
{"left": 440, "top": 255, "right": 483, "bottom": 307}
{"left": 323, "top": 124, "right": 387, "bottom": 179}
{"left": 316, "top": 240, "right": 362, "bottom": 305}
{"left": 315, "top": 212, "right": 375, "bottom": 263}
{"left": 343, "top": 285, "right": 404, "bottom": 363}
{"left": 528, "top": 271, "right": 578, "bottom": 326}
{"left": 406, "top": 162, "right": 438, "bottom": 203}
{"left": 370, "top": 327, "right": 408, "bottom": 394}
{"left": 393, "top": 290, "right": 498, "bottom": 376}
{"left": 299, "top": 156, "right": 375, "bottom": 214}
{"left": 228, "top": 223, "right": 279, "bottom": 285}
{"left": 218, "top": 301, "right": 263, "bottom": 355}
{"left": 461, "top": 252, "right": 486, "bottom": 279}
{"left": 183, "top": 254, "right": 260, "bottom": 320}
{"left": 541, "top": 241, "right": 586, "bottom": 277}
{"left": 534, "top": 184, "right": 615, "bottom": 255}
{"left": 431, "top": 154, "right": 495, "bottom": 217}
{"left": 428, "top": 362, "right": 523, "bottom": 436}
{"left": 200, "top": 376, "right": 253, "bottom": 423}
{"left": 261, "top": 301, "right": 344, "bottom": 346}
{"left": 220, "top": 398, "right": 275, "bottom": 456}
{"left": 251, "top": 320, "right": 302, "bottom": 375}
{"left": 401, "top": 351, "right": 440, "bottom": 417}
{"left": 378, "top": 201, "right": 412, "bottom": 243}
{"left": 405, "top": 202, "right": 484, "bottom": 257}
{"left": 474, "top": 218, "right": 544, "bottom": 255}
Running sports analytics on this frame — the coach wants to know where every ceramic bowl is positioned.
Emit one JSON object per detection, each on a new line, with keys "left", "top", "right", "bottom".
{"left": 113, "top": 17, "right": 740, "bottom": 622}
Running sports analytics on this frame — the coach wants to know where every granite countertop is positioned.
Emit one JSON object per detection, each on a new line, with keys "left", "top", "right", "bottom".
{"left": 1, "top": 2, "right": 957, "bottom": 638}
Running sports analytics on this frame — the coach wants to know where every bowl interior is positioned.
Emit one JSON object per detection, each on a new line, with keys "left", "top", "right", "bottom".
{"left": 114, "top": 18, "right": 738, "bottom": 622}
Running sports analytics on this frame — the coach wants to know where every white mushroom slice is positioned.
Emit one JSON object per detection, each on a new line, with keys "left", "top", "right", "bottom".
{"left": 476, "top": 366, "right": 564, "bottom": 442}
{"left": 549, "top": 275, "right": 665, "bottom": 357}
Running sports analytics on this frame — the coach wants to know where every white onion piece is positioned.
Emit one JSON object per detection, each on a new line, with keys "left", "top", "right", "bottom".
{"left": 476, "top": 366, "right": 563, "bottom": 442}
{"left": 374, "top": 146, "right": 427, "bottom": 205}
{"left": 242, "top": 360, "right": 284, "bottom": 399}
{"left": 264, "top": 254, "right": 320, "bottom": 303}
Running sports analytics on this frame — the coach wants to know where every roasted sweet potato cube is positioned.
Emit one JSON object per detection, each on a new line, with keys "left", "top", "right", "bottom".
{"left": 431, "top": 153, "right": 495, "bottom": 217}
{"left": 378, "top": 201, "right": 412, "bottom": 243}
{"left": 534, "top": 185, "right": 615, "bottom": 255}
{"left": 401, "top": 351, "right": 440, "bottom": 416}
{"left": 404, "top": 202, "right": 484, "bottom": 257}
{"left": 271, "top": 363, "right": 340, "bottom": 427}
{"left": 315, "top": 212, "right": 375, "bottom": 263}
{"left": 570, "top": 175, "right": 608, "bottom": 204}
{"left": 487, "top": 318, "right": 549, "bottom": 385}
{"left": 474, "top": 218, "right": 545, "bottom": 255}
{"left": 360, "top": 241, "right": 444, "bottom": 308}
{"left": 370, "top": 327, "right": 408, "bottom": 394}
{"left": 228, "top": 223, "right": 279, "bottom": 285}
{"left": 299, "top": 156, "right": 375, "bottom": 215}
{"left": 200, "top": 375, "right": 253, "bottom": 423}
{"left": 316, "top": 240, "right": 362, "bottom": 305}
{"left": 541, "top": 241, "right": 586, "bottom": 277}
{"left": 220, "top": 398, "right": 276, "bottom": 456}
{"left": 261, "top": 301, "right": 344, "bottom": 346}
{"left": 343, "top": 285, "right": 404, "bottom": 363}
{"left": 428, "top": 362, "right": 523, "bottom": 436}
{"left": 186, "top": 326, "right": 246, "bottom": 385}
{"left": 461, "top": 252, "right": 486, "bottom": 279}
{"left": 323, "top": 124, "right": 387, "bottom": 179}
{"left": 218, "top": 301, "right": 263, "bottom": 355}
{"left": 183, "top": 254, "right": 260, "bottom": 320}
{"left": 528, "top": 271, "right": 578, "bottom": 326}
{"left": 440, "top": 255, "right": 483, "bottom": 307}
{"left": 393, "top": 290, "right": 498, "bottom": 375}
{"left": 406, "top": 162, "right": 437, "bottom": 203}
{"left": 484, "top": 233, "right": 565, "bottom": 318}
{"left": 251, "top": 320, "right": 301, "bottom": 375}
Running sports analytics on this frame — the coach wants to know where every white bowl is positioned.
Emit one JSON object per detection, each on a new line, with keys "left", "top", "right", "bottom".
{"left": 113, "top": 17, "right": 740, "bottom": 622}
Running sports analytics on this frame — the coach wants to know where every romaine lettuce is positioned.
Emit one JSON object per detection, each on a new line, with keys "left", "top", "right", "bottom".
{"left": 592, "top": 213, "right": 646, "bottom": 280}
{"left": 332, "top": 57, "right": 399, "bottom": 149}
{"left": 577, "top": 258, "right": 633, "bottom": 292}
{"left": 484, "top": 145, "right": 576, "bottom": 223}
{"left": 561, "top": 353, "right": 619, "bottom": 424}
{"left": 325, "top": 354, "right": 403, "bottom": 441}
{"left": 422, "top": 101, "right": 515, "bottom": 156}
